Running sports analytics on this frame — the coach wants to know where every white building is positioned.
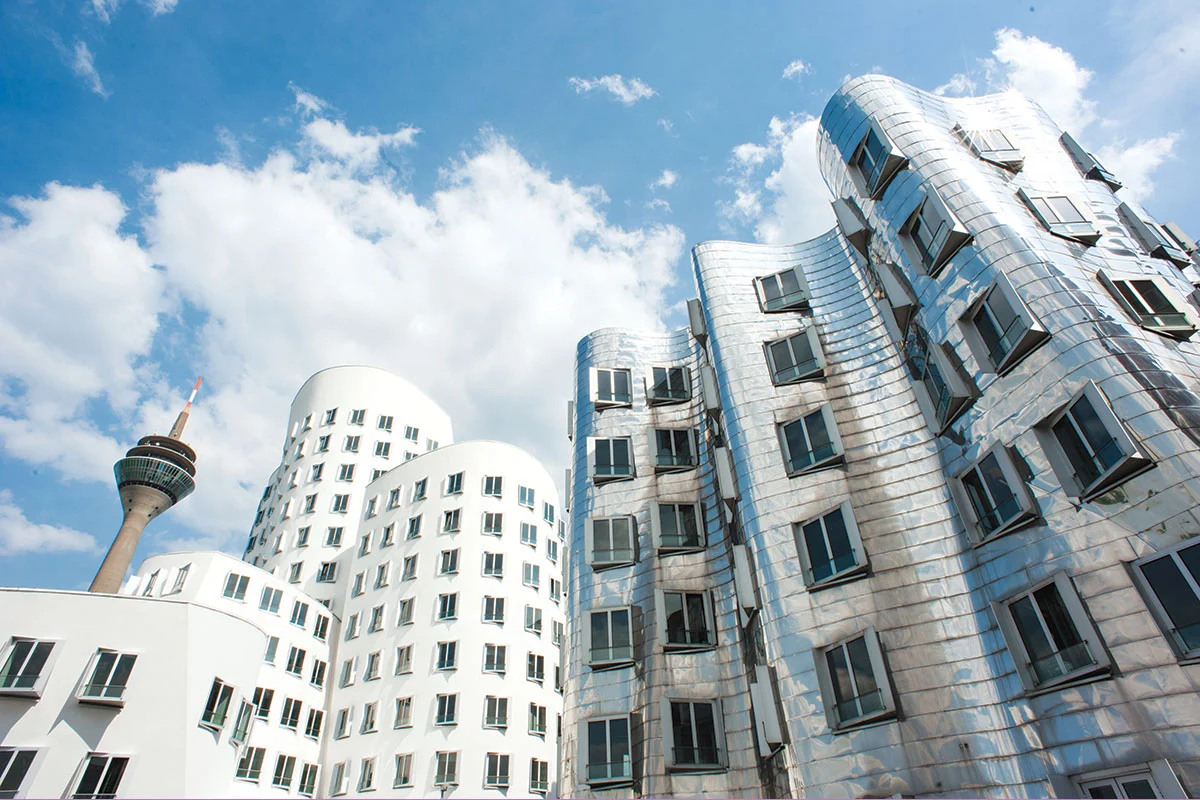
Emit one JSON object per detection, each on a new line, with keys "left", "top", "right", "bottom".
{"left": 0, "top": 365, "right": 564, "bottom": 799}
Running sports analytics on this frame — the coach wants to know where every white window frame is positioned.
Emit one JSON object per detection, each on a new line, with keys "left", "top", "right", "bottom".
{"left": 67, "top": 753, "right": 131, "bottom": 798}
{"left": 1130, "top": 538, "right": 1200, "bottom": 660}
{"left": 648, "top": 365, "right": 691, "bottom": 405}
{"left": 483, "top": 595, "right": 505, "bottom": 624}
{"left": 901, "top": 188, "right": 972, "bottom": 277}
{"left": 199, "top": 677, "right": 234, "bottom": 731}
{"left": 586, "top": 515, "right": 637, "bottom": 568}
{"left": 754, "top": 266, "right": 811, "bottom": 313}
{"left": 652, "top": 501, "right": 705, "bottom": 553}
{"left": 483, "top": 552, "right": 504, "bottom": 578}
{"left": 661, "top": 698, "right": 727, "bottom": 771}
{"left": 1071, "top": 761, "right": 1189, "bottom": 799}
{"left": 394, "top": 697, "right": 413, "bottom": 728}
{"left": 357, "top": 757, "right": 375, "bottom": 792}
{"left": 329, "top": 761, "right": 349, "bottom": 796}
{"left": 377, "top": 414, "right": 393, "bottom": 431}
{"left": 483, "top": 475, "right": 503, "bottom": 497}
{"left": 847, "top": 119, "right": 907, "bottom": 200}
{"left": 436, "top": 641, "right": 457, "bottom": 671}
{"left": 434, "top": 752, "right": 458, "bottom": 787}
{"left": 814, "top": 627, "right": 897, "bottom": 732}
{"left": 526, "top": 652, "right": 545, "bottom": 683}
{"left": 76, "top": 649, "right": 136, "bottom": 706}
{"left": 653, "top": 428, "right": 698, "bottom": 473}
{"left": 374, "top": 440, "right": 390, "bottom": 458}
{"left": 483, "top": 512, "right": 503, "bottom": 535}
{"left": 590, "top": 367, "right": 634, "bottom": 409}
{"left": 298, "top": 761, "right": 318, "bottom": 796}
{"left": 437, "top": 593, "right": 458, "bottom": 621}
{"left": 793, "top": 501, "right": 868, "bottom": 590}
{"left": 401, "top": 555, "right": 418, "bottom": 581}
{"left": 483, "top": 695, "right": 509, "bottom": 729}
{"left": 236, "top": 747, "right": 266, "bottom": 783}
{"left": 951, "top": 444, "right": 1040, "bottom": 544}
{"left": 520, "top": 521, "right": 538, "bottom": 547}
{"left": 588, "top": 437, "right": 635, "bottom": 483}
{"left": 994, "top": 571, "right": 1112, "bottom": 695}
{"left": 530, "top": 759, "right": 550, "bottom": 794}
{"left": 393, "top": 753, "right": 414, "bottom": 789}
{"left": 522, "top": 562, "right": 541, "bottom": 589}
{"left": 305, "top": 708, "right": 324, "bottom": 739}
{"left": 764, "top": 328, "right": 825, "bottom": 385}
{"left": 434, "top": 693, "right": 458, "bottom": 725}
{"left": 483, "top": 644, "right": 507, "bottom": 674}
{"left": 334, "top": 707, "right": 353, "bottom": 739}
{"left": 1017, "top": 188, "right": 1100, "bottom": 245}
{"left": 778, "top": 405, "right": 844, "bottom": 476}
{"left": 959, "top": 271, "right": 1051, "bottom": 374}
{"left": 581, "top": 716, "right": 633, "bottom": 787}
{"left": 361, "top": 701, "right": 378, "bottom": 734}
{"left": 586, "top": 606, "right": 635, "bottom": 668}
{"left": 658, "top": 590, "right": 716, "bottom": 651}
{"left": 528, "top": 702, "right": 547, "bottom": 736}
{"left": 524, "top": 605, "right": 543, "bottom": 634}
{"left": 953, "top": 123, "right": 1023, "bottom": 170}
{"left": 1097, "top": 269, "right": 1198, "bottom": 340}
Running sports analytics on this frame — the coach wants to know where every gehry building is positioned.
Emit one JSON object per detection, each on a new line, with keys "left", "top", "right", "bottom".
{"left": 563, "top": 75, "right": 1200, "bottom": 798}
{"left": 0, "top": 366, "right": 565, "bottom": 798}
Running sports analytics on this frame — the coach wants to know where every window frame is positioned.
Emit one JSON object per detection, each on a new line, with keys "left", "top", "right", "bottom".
{"left": 778, "top": 405, "right": 844, "bottom": 477}
{"left": 1060, "top": 131, "right": 1123, "bottom": 191}
{"left": 953, "top": 122, "right": 1023, "bottom": 171}
{"left": 1071, "top": 760, "right": 1189, "bottom": 799}
{"left": 1129, "top": 538, "right": 1200, "bottom": 661}
{"left": 483, "top": 695, "right": 509, "bottom": 729}
{"left": 764, "top": 328, "right": 825, "bottom": 385}
{"left": 590, "top": 367, "right": 634, "bottom": 409}
{"left": 0, "top": 748, "right": 37, "bottom": 799}
{"left": 483, "top": 595, "right": 505, "bottom": 624}
{"left": 793, "top": 501, "right": 868, "bottom": 590}
{"left": 582, "top": 715, "right": 633, "bottom": 788}
{"left": 658, "top": 590, "right": 716, "bottom": 652}
{"left": 1097, "top": 269, "right": 1198, "bottom": 341}
{"left": 586, "top": 606, "right": 635, "bottom": 668}
{"left": 588, "top": 436, "right": 635, "bottom": 483}
{"left": 814, "top": 627, "right": 898, "bottom": 732}
{"left": 900, "top": 188, "right": 973, "bottom": 277}
{"left": 951, "top": 444, "right": 1040, "bottom": 545}
{"left": 754, "top": 266, "right": 812, "bottom": 313}
{"left": 648, "top": 365, "right": 691, "bottom": 405}
{"left": 434, "top": 693, "right": 458, "bottom": 726}
{"left": 903, "top": 322, "right": 975, "bottom": 432}
{"left": 434, "top": 752, "right": 459, "bottom": 787}
{"left": 76, "top": 649, "right": 137, "bottom": 706}
{"left": 661, "top": 698, "right": 727, "bottom": 772}
{"left": 199, "top": 678, "right": 234, "bottom": 731}
{"left": 1017, "top": 188, "right": 1100, "bottom": 246}
{"left": 959, "top": 271, "right": 1051, "bottom": 375}
{"left": 653, "top": 428, "right": 699, "bottom": 473}
{"left": 847, "top": 119, "right": 908, "bottom": 200}
{"left": 67, "top": 753, "right": 131, "bottom": 799}
{"left": 586, "top": 515, "right": 637, "bottom": 568}
{"left": 650, "top": 501, "right": 704, "bottom": 554}
{"left": 235, "top": 747, "right": 266, "bottom": 783}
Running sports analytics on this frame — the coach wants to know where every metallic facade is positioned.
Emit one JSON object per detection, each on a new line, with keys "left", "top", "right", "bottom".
{"left": 566, "top": 75, "right": 1200, "bottom": 798}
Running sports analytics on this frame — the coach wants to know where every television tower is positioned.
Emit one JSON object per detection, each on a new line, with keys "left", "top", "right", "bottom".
{"left": 89, "top": 378, "right": 202, "bottom": 594}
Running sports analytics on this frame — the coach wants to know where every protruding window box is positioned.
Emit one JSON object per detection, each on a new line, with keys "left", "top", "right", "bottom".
{"left": 77, "top": 651, "right": 137, "bottom": 708}
{"left": 587, "top": 516, "right": 636, "bottom": 569}
{"left": 1018, "top": 188, "right": 1100, "bottom": 246}
{"left": 765, "top": 329, "right": 824, "bottom": 385}
{"left": 648, "top": 366, "right": 691, "bottom": 405}
{"left": 755, "top": 267, "right": 811, "bottom": 313}
{"left": 1118, "top": 203, "right": 1192, "bottom": 267}
{"left": 904, "top": 324, "right": 975, "bottom": 432}
{"left": 590, "top": 368, "right": 632, "bottom": 409}
{"left": 587, "top": 607, "right": 635, "bottom": 669}
{"left": 794, "top": 502, "right": 868, "bottom": 590}
{"left": 659, "top": 590, "right": 716, "bottom": 652}
{"left": 959, "top": 272, "right": 1050, "bottom": 375}
{"left": 1060, "top": 131, "right": 1122, "bottom": 191}
{"left": 954, "top": 123, "right": 1023, "bottom": 171}
{"left": 815, "top": 629, "right": 897, "bottom": 732}
{"left": 1130, "top": 538, "right": 1200, "bottom": 661}
{"left": 901, "top": 189, "right": 973, "bottom": 277}
{"left": 848, "top": 120, "right": 908, "bottom": 200}
{"left": 779, "top": 406, "right": 843, "bottom": 476}
{"left": 1098, "top": 270, "right": 1198, "bottom": 341}
{"left": 653, "top": 429, "right": 698, "bottom": 473}
{"left": 662, "top": 699, "right": 726, "bottom": 773}
{"left": 952, "top": 444, "right": 1040, "bottom": 545}
{"left": 589, "top": 438, "right": 634, "bottom": 483}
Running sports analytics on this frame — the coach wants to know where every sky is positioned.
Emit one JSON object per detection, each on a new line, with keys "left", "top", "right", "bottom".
{"left": 1, "top": 0, "right": 1198, "bottom": 590}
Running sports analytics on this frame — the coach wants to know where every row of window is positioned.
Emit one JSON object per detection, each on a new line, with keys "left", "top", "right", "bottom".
{"left": 591, "top": 366, "right": 692, "bottom": 409}
{"left": 325, "top": 752, "right": 551, "bottom": 795}
{"left": 0, "top": 751, "right": 129, "bottom": 800}
{"left": 219, "top": 573, "right": 331, "bottom": 640}
{"left": 344, "top": 594, "right": 563, "bottom": 640}
{"left": 335, "top": 643, "right": 558, "bottom": 686}
{"left": 294, "top": 407, "right": 418, "bottom": 435}
{"left": 582, "top": 701, "right": 724, "bottom": 787}
{"left": 248, "top": 685, "right": 326, "bottom": 737}
{"left": 338, "top": 554, "right": 555, "bottom": 609}
{"left": 234, "top": 746, "right": 319, "bottom": 795}
{"left": 331, "top": 696, "right": 555, "bottom": 738}
{"left": 0, "top": 644, "right": 134, "bottom": 705}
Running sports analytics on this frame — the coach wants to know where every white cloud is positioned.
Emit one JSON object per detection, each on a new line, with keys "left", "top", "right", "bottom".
{"left": 568, "top": 74, "right": 657, "bottom": 106}
{"left": 290, "top": 84, "right": 328, "bottom": 116}
{"left": 302, "top": 118, "right": 420, "bottom": 171}
{"left": 933, "top": 72, "right": 977, "bottom": 97}
{"left": 1096, "top": 134, "right": 1181, "bottom": 205}
{"left": 651, "top": 169, "right": 678, "bottom": 191}
{"left": 731, "top": 142, "right": 771, "bottom": 169}
{"left": 657, "top": 119, "right": 675, "bottom": 135}
{"left": 146, "top": 0, "right": 177, "bottom": 14}
{"left": 0, "top": 490, "right": 97, "bottom": 556}
{"left": 71, "top": 42, "right": 109, "bottom": 99}
{"left": 782, "top": 60, "right": 811, "bottom": 82}
{"left": 91, "top": 0, "right": 120, "bottom": 23}
{"left": 984, "top": 28, "right": 1097, "bottom": 133}
{"left": 645, "top": 198, "right": 671, "bottom": 213}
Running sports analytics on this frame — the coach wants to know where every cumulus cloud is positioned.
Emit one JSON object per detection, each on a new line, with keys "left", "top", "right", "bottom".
{"left": 91, "top": 0, "right": 120, "bottom": 23}
{"left": 0, "top": 490, "right": 98, "bottom": 555}
{"left": 302, "top": 118, "right": 420, "bottom": 171}
{"left": 645, "top": 198, "right": 671, "bottom": 213}
{"left": 0, "top": 97, "right": 685, "bottom": 552}
{"left": 651, "top": 169, "right": 678, "bottom": 191}
{"left": 291, "top": 84, "right": 328, "bottom": 116}
{"left": 984, "top": 28, "right": 1097, "bottom": 133}
{"left": 71, "top": 42, "right": 109, "bottom": 99}
{"left": 1096, "top": 134, "right": 1181, "bottom": 205}
{"left": 657, "top": 119, "right": 675, "bottom": 136}
{"left": 781, "top": 60, "right": 811, "bottom": 82}
{"left": 933, "top": 72, "right": 977, "bottom": 98}
{"left": 568, "top": 74, "right": 657, "bottom": 105}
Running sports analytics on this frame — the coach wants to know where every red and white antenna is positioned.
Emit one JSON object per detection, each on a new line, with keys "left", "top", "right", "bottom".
{"left": 168, "top": 377, "right": 203, "bottom": 439}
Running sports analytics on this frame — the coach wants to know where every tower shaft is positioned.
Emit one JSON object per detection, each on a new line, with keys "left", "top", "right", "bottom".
{"left": 89, "top": 485, "right": 173, "bottom": 593}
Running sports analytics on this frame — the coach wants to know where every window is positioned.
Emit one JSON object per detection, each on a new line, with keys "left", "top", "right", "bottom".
{"left": 335, "top": 707, "right": 353, "bottom": 739}
{"left": 386, "top": 488, "right": 401, "bottom": 509}
{"left": 315, "top": 434, "right": 332, "bottom": 454}
{"left": 483, "top": 512, "right": 503, "bottom": 534}
{"left": 288, "top": 563, "right": 303, "bottom": 583}
{"left": 440, "top": 548, "right": 460, "bottom": 574}
{"left": 200, "top": 678, "right": 233, "bottom": 730}
{"left": 1098, "top": 271, "right": 1196, "bottom": 340}
{"left": 960, "top": 274, "right": 1050, "bottom": 373}
{"left": 1040, "top": 382, "right": 1152, "bottom": 499}
{"left": 765, "top": 329, "right": 824, "bottom": 385}
{"left": 655, "top": 428, "right": 697, "bottom": 471}
{"left": 374, "top": 563, "right": 390, "bottom": 590}
{"left": 280, "top": 697, "right": 302, "bottom": 729}
{"left": 317, "top": 562, "right": 337, "bottom": 583}
{"left": 167, "top": 565, "right": 189, "bottom": 594}
{"left": 525, "top": 605, "right": 543, "bottom": 634}
{"left": 438, "top": 593, "right": 459, "bottom": 620}
{"left": 954, "top": 445, "right": 1039, "bottom": 543}
{"left": 329, "top": 762, "right": 349, "bottom": 796}
{"left": 362, "top": 702, "right": 378, "bottom": 733}
{"left": 530, "top": 759, "right": 549, "bottom": 794}
{"left": 380, "top": 523, "right": 395, "bottom": 546}
{"left": 406, "top": 515, "right": 422, "bottom": 540}
{"left": 343, "top": 435, "right": 360, "bottom": 453}
{"left": 848, "top": 120, "right": 906, "bottom": 199}
{"left": 484, "top": 552, "right": 505, "bottom": 577}
{"left": 303, "top": 493, "right": 317, "bottom": 513}
{"left": 378, "top": 414, "right": 393, "bottom": 431}
{"left": 222, "top": 573, "right": 249, "bottom": 600}
{"left": 231, "top": 700, "right": 254, "bottom": 744}
{"left": 655, "top": 502, "right": 703, "bottom": 552}
{"left": 520, "top": 522, "right": 538, "bottom": 547}
{"left": 547, "top": 538, "right": 559, "bottom": 563}
{"left": 553, "top": 620, "right": 564, "bottom": 646}
{"left": 523, "top": 562, "right": 541, "bottom": 589}
{"left": 903, "top": 324, "right": 973, "bottom": 431}
{"left": 443, "top": 508, "right": 461, "bottom": 532}
{"left": 954, "top": 123, "right": 1023, "bottom": 170}
{"left": 1132, "top": 538, "right": 1200, "bottom": 659}
{"left": 368, "top": 606, "right": 385, "bottom": 633}
{"left": 394, "top": 645, "right": 413, "bottom": 674}
{"left": 298, "top": 763, "right": 319, "bottom": 797}
{"left": 393, "top": 754, "right": 414, "bottom": 788}
{"left": 78, "top": 650, "right": 136, "bottom": 703}
{"left": 357, "top": 758, "right": 376, "bottom": 791}
{"left": 526, "top": 652, "right": 545, "bottom": 683}
{"left": 484, "top": 475, "right": 503, "bottom": 497}
{"left": 446, "top": 472, "right": 463, "bottom": 494}
{"left": 484, "top": 695, "right": 508, "bottom": 728}
{"left": 588, "top": 516, "right": 635, "bottom": 567}
{"left": 0, "top": 749, "right": 35, "bottom": 798}
{"left": 436, "top": 641, "right": 458, "bottom": 670}
{"left": 518, "top": 485, "right": 535, "bottom": 507}
{"left": 290, "top": 601, "right": 309, "bottom": 628}
{"left": 394, "top": 697, "right": 413, "bottom": 728}
{"left": 345, "top": 614, "right": 360, "bottom": 640}
{"left": 816, "top": 629, "right": 898, "bottom": 730}
{"left": 1060, "top": 131, "right": 1123, "bottom": 191}
{"left": 296, "top": 526, "right": 310, "bottom": 547}
{"left": 402, "top": 555, "right": 418, "bottom": 581}
{"left": 314, "top": 615, "right": 329, "bottom": 641}
{"left": 310, "top": 462, "right": 324, "bottom": 481}
{"left": 265, "top": 636, "right": 278, "bottom": 666}
{"left": 435, "top": 693, "right": 458, "bottom": 725}
{"left": 434, "top": 752, "right": 458, "bottom": 786}
{"left": 1018, "top": 188, "right": 1100, "bottom": 245}
{"left": 779, "top": 406, "right": 842, "bottom": 475}
{"left": 484, "top": 753, "right": 510, "bottom": 788}
{"left": 661, "top": 591, "right": 714, "bottom": 650}
{"left": 310, "top": 659, "right": 327, "bottom": 688}
{"left": 324, "top": 408, "right": 338, "bottom": 425}
{"left": 337, "top": 463, "right": 355, "bottom": 481}
{"left": 331, "top": 494, "right": 349, "bottom": 513}
{"left": 665, "top": 700, "right": 724, "bottom": 769}
{"left": 286, "top": 647, "right": 306, "bottom": 676}
{"left": 996, "top": 572, "right": 1111, "bottom": 693}
{"left": 484, "top": 644, "right": 507, "bottom": 673}
{"left": 236, "top": 748, "right": 266, "bottom": 782}
{"left": 586, "top": 717, "right": 632, "bottom": 785}
{"left": 795, "top": 502, "right": 868, "bottom": 589}
{"left": 594, "top": 368, "right": 632, "bottom": 407}
{"left": 305, "top": 708, "right": 324, "bottom": 739}
{"left": 543, "top": 502, "right": 555, "bottom": 524}
{"left": 397, "top": 599, "right": 415, "bottom": 626}
{"left": 589, "top": 608, "right": 634, "bottom": 666}
{"left": 902, "top": 189, "right": 972, "bottom": 276}
{"left": 325, "top": 526, "right": 344, "bottom": 547}
{"left": 347, "top": 408, "right": 365, "bottom": 426}
{"left": 484, "top": 596, "right": 505, "bottom": 624}
{"left": 550, "top": 578, "right": 561, "bottom": 601}
{"left": 592, "top": 437, "right": 634, "bottom": 481}
{"left": 650, "top": 366, "right": 690, "bottom": 403}
{"left": 252, "top": 687, "right": 274, "bottom": 720}
{"left": 755, "top": 266, "right": 811, "bottom": 313}
{"left": 1075, "top": 764, "right": 1187, "bottom": 799}
{"left": 339, "top": 657, "right": 357, "bottom": 687}
{"left": 412, "top": 478, "right": 427, "bottom": 500}
{"left": 403, "top": 425, "right": 419, "bottom": 442}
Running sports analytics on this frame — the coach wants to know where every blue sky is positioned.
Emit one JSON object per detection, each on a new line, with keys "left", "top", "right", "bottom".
{"left": 1, "top": 0, "right": 1197, "bottom": 590}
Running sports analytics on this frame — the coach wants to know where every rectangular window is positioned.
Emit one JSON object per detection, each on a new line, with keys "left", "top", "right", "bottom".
{"left": 523, "top": 562, "right": 540, "bottom": 589}
{"left": 324, "top": 408, "right": 338, "bottom": 425}
{"left": 547, "top": 538, "right": 559, "bottom": 563}
{"left": 200, "top": 678, "right": 233, "bottom": 730}
{"left": 484, "top": 753, "right": 510, "bottom": 788}
{"left": 329, "top": 762, "right": 348, "bottom": 796}
{"left": 296, "top": 526, "right": 310, "bottom": 547}
{"left": 374, "top": 441, "right": 391, "bottom": 458}
{"left": 484, "top": 644, "right": 507, "bottom": 673}
{"left": 955, "top": 445, "right": 1039, "bottom": 542}
{"left": 394, "top": 645, "right": 413, "bottom": 674}
{"left": 1132, "top": 539, "right": 1200, "bottom": 658}
{"left": 954, "top": 123, "right": 1023, "bottom": 170}
{"left": 365, "top": 651, "right": 381, "bottom": 679}
{"left": 316, "top": 435, "right": 330, "bottom": 453}
{"left": 594, "top": 368, "right": 632, "bottom": 407}
{"left": 406, "top": 515, "right": 422, "bottom": 540}
{"left": 589, "top": 516, "right": 635, "bottom": 567}
{"left": 393, "top": 754, "right": 413, "bottom": 789}
{"left": 662, "top": 591, "right": 713, "bottom": 649}
{"left": 168, "top": 564, "right": 190, "bottom": 594}
{"left": 377, "top": 414, "right": 393, "bottom": 431}
{"left": 436, "top": 641, "right": 458, "bottom": 670}
{"left": 298, "top": 763, "right": 319, "bottom": 797}
{"left": 231, "top": 700, "right": 253, "bottom": 744}
{"left": 816, "top": 629, "right": 897, "bottom": 730}
{"left": 434, "top": 752, "right": 458, "bottom": 786}
{"left": 446, "top": 471, "right": 464, "bottom": 494}
{"left": 286, "top": 647, "right": 306, "bottom": 676}
{"left": 526, "top": 652, "right": 545, "bottom": 683}
{"left": 586, "top": 717, "right": 632, "bottom": 785}
{"left": 666, "top": 700, "right": 723, "bottom": 769}
{"left": 1041, "top": 382, "right": 1151, "bottom": 498}
{"left": 412, "top": 478, "right": 427, "bottom": 501}
{"left": 375, "top": 563, "right": 390, "bottom": 589}
{"left": 337, "top": 463, "right": 355, "bottom": 481}
{"left": 303, "top": 494, "right": 317, "bottom": 513}
{"left": 288, "top": 563, "right": 303, "bottom": 583}
{"left": 656, "top": 503, "right": 702, "bottom": 552}
{"left": 592, "top": 437, "right": 634, "bottom": 481}
{"left": 325, "top": 526, "right": 344, "bottom": 547}
{"left": 310, "top": 462, "right": 324, "bottom": 481}
{"left": 1079, "top": 770, "right": 1167, "bottom": 800}
{"left": 259, "top": 587, "right": 282, "bottom": 613}
{"left": 550, "top": 578, "right": 561, "bottom": 601}
{"left": 902, "top": 189, "right": 972, "bottom": 276}
{"left": 780, "top": 406, "right": 842, "bottom": 475}
{"left": 795, "top": 502, "right": 868, "bottom": 588}
{"left": 235, "top": 747, "right": 266, "bottom": 782}
{"left": 331, "top": 494, "right": 349, "bottom": 513}
{"left": 435, "top": 693, "right": 458, "bottom": 725}
{"left": 483, "top": 475, "right": 503, "bottom": 497}
{"left": 997, "top": 572, "right": 1111, "bottom": 692}
{"left": 525, "top": 605, "right": 543, "bottom": 634}
{"left": 438, "top": 593, "right": 459, "bottom": 620}
{"left": 484, "top": 695, "right": 508, "bottom": 728}
{"left": 961, "top": 274, "right": 1050, "bottom": 373}
{"left": 483, "top": 512, "right": 503, "bottom": 535}
{"left": 553, "top": 620, "right": 564, "bottom": 646}
{"left": 1098, "top": 271, "right": 1196, "bottom": 340}
{"left": 765, "top": 328, "right": 824, "bottom": 384}
{"left": 520, "top": 522, "right": 538, "bottom": 547}
{"left": 650, "top": 366, "right": 690, "bottom": 403}
{"left": 755, "top": 266, "right": 811, "bottom": 313}
{"left": 380, "top": 523, "right": 395, "bottom": 546}
{"left": 305, "top": 708, "right": 324, "bottom": 739}
{"left": 655, "top": 429, "right": 696, "bottom": 472}
{"left": 903, "top": 324, "right": 972, "bottom": 430}
{"left": 252, "top": 687, "right": 273, "bottom": 720}
{"left": 335, "top": 707, "right": 353, "bottom": 739}
{"left": 589, "top": 608, "right": 633, "bottom": 666}
{"left": 387, "top": 488, "right": 401, "bottom": 509}
{"left": 280, "top": 697, "right": 302, "bottom": 730}
{"left": 290, "top": 601, "right": 309, "bottom": 628}
{"left": 518, "top": 485, "right": 535, "bottom": 507}
{"left": 314, "top": 615, "right": 329, "bottom": 642}
{"left": 317, "top": 562, "right": 337, "bottom": 583}
{"left": 483, "top": 552, "right": 504, "bottom": 577}
{"left": 530, "top": 759, "right": 549, "bottom": 794}
{"left": 484, "top": 596, "right": 505, "bottom": 623}
{"left": 440, "top": 548, "right": 460, "bottom": 575}
{"left": 361, "top": 702, "right": 378, "bottom": 733}
{"left": 849, "top": 121, "right": 906, "bottom": 199}
{"left": 394, "top": 696, "right": 413, "bottom": 728}
{"left": 443, "top": 508, "right": 461, "bottom": 532}
{"left": 357, "top": 758, "right": 376, "bottom": 792}
{"left": 397, "top": 599, "right": 415, "bottom": 626}
{"left": 78, "top": 650, "right": 136, "bottom": 703}
{"left": 1018, "top": 188, "right": 1100, "bottom": 245}
{"left": 543, "top": 502, "right": 555, "bottom": 524}
{"left": 402, "top": 555, "right": 418, "bottom": 581}
{"left": 343, "top": 435, "right": 360, "bottom": 453}
{"left": 404, "top": 425, "right": 419, "bottom": 442}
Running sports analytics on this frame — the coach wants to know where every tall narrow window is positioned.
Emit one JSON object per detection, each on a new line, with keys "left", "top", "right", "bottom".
{"left": 816, "top": 629, "right": 897, "bottom": 730}
{"left": 434, "top": 752, "right": 458, "bottom": 786}
{"left": 435, "top": 693, "right": 458, "bottom": 725}
{"left": 1018, "top": 189, "right": 1100, "bottom": 245}
{"left": 394, "top": 697, "right": 413, "bottom": 728}
{"left": 200, "top": 678, "right": 234, "bottom": 730}
{"left": 1132, "top": 539, "right": 1200, "bottom": 658}
{"left": 902, "top": 189, "right": 972, "bottom": 276}
{"left": 586, "top": 717, "right": 632, "bottom": 785}
{"left": 1098, "top": 271, "right": 1196, "bottom": 340}
{"left": 530, "top": 759, "right": 550, "bottom": 794}
{"left": 666, "top": 700, "right": 722, "bottom": 768}
{"left": 298, "top": 763, "right": 319, "bottom": 796}
{"left": 1042, "top": 382, "right": 1152, "bottom": 498}
{"left": 484, "top": 753, "right": 510, "bottom": 788}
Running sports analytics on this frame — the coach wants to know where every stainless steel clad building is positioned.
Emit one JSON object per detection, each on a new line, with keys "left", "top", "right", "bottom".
{"left": 563, "top": 75, "right": 1200, "bottom": 799}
